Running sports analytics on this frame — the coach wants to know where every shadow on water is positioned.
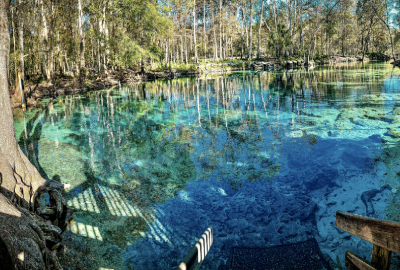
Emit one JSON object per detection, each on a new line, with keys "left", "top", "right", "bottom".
{"left": 58, "top": 159, "right": 150, "bottom": 269}
{"left": 18, "top": 109, "right": 49, "bottom": 179}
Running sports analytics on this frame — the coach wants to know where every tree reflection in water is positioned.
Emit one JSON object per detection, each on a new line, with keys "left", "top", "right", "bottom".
{"left": 12, "top": 61, "right": 400, "bottom": 269}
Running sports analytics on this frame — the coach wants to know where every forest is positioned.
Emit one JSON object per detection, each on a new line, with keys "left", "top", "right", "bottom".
{"left": 7, "top": 0, "right": 400, "bottom": 100}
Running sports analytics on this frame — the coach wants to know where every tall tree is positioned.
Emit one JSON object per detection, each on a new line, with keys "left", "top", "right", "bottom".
{"left": 204, "top": 0, "right": 207, "bottom": 61}
{"left": 193, "top": 0, "right": 198, "bottom": 63}
{"left": 1, "top": 0, "right": 68, "bottom": 269}
{"left": 248, "top": 0, "right": 253, "bottom": 59}
{"left": 257, "top": 0, "right": 264, "bottom": 59}
{"left": 78, "top": 0, "right": 85, "bottom": 71}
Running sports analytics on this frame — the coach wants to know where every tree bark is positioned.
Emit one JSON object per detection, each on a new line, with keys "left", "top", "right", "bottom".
{"left": 40, "top": 0, "right": 50, "bottom": 80}
{"left": 48, "top": 0, "right": 55, "bottom": 84}
{"left": 219, "top": 0, "right": 223, "bottom": 60}
{"left": 203, "top": 0, "right": 206, "bottom": 61}
{"left": 248, "top": 0, "right": 253, "bottom": 59}
{"left": 257, "top": 0, "right": 264, "bottom": 59}
{"left": 193, "top": 0, "right": 198, "bottom": 64}
{"left": 78, "top": 0, "right": 85, "bottom": 72}
{"left": 212, "top": 6, "right": 218, "bottom": 61}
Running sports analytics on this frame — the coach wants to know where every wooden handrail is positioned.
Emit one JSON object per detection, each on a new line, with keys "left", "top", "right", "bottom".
{"left": 336, "top": 211, "right": 400, "bottom": 270}
{"left": 176, "top": 227, "right": 213, "bottom": 270}
{"left": 336, "top": 211, "right": 400, "bottom": 253}
{"left": 345, "top": 251, "right": 377, "bottom": 270}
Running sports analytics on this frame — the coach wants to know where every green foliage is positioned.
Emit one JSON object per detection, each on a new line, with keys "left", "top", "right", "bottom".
{"left": 113, "top": 35, "right": 148, "bottom": 67}
{"left": 83, "top": 81, "right": 93, "bottom": 87}
{"left": 150, "top": 62, "right": 197, "bottom": 72}
{"left": 268, "top": 24, "right": 292, "bottom": 59}
{"left": 149, "top": 45, "right": 164, "bottom": 62}
{"left": 283, "top": 56, "right": 303, "bottom": 61}
{"left": 314, "top": 54, "right": 331, "bottom": 62}
{"left": 364, "top": 52, "right": 390, "bottom": 60}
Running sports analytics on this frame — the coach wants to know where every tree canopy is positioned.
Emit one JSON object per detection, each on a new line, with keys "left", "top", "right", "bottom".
{"left": 6, "top": 0, "right": 400, "bottom": 95}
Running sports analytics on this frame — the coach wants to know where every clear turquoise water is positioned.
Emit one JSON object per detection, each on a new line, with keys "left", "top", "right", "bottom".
{"left": 14, "top": 62, "right": 400, "bottom": 269}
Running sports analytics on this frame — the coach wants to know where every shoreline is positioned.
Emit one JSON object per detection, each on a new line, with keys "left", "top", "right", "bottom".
{"left": 12, "top": 55, "right": 384, "bottom": 109}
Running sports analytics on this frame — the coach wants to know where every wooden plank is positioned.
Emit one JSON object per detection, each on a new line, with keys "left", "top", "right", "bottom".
{"left": 336, "top": 211, "right": 400, "bottom": 254}
{"left": 176, "top": 227, "right": 213, "bottom": 270}
{"left": 371, "top": 244, "right": 392, "bottom": 270}
{"left": 345, "top": 250, "right": 377, "bottom": 270}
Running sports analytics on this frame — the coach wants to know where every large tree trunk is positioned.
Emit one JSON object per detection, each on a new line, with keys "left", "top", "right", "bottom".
{"left": 0, "top": 2, "right": 68, "bottom": 269}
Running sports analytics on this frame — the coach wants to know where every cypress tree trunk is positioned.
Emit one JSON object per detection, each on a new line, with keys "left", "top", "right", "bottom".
{"left": 212, "top": 6, "right": 218, "bottom": 61}
{"left": 0, "top": 2, "right": 68, "bottom": 269}
{"left": 48, "top": 0, "right": 55, "bottom": 84}
{"left": 78, "top": 0, "right": 85, "bottom": 72}
{"left": 257, "top": 0, "right": 264, "bottom": 59}
{"left": 219, "top": 0, "right": 222, "bottom": 60}
{"left": 40, "top": 0, "right": 50, "bottom": 81}
{"left": 193, "top": 0, "right": 198, "bottom": 64}
{"left": 185, "top": 32, "right": 188, "bottom": 63}
{"left": 248, "top": 0, "right": 253, "bottom": 59}
{"left": 203, "top": 0, "right": 206, "bottom": 61}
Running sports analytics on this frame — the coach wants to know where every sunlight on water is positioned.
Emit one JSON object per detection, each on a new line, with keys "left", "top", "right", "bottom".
{"left": 13, "top": 61, "right": 400, "bottom": 269}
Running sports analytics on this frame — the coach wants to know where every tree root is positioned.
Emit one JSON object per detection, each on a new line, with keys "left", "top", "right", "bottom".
{"left": 0, "top": 148, "right": 68, "bottom": 269}
{"left": 0, "top": 194, "right": 63, "bottom": 270}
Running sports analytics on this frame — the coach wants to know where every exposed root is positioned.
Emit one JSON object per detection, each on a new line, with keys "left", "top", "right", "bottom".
{"left": 0, "top": 194, "right": 63, "bottom": 270}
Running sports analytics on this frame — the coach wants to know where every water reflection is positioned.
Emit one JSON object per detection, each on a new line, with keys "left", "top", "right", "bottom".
{"left": 13, "top": 61, "right": 400, "bottom": 269}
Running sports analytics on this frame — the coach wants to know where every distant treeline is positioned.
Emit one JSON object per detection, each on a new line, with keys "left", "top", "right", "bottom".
{"left": 8, "top": 0, "right": 400, "bottom": 93}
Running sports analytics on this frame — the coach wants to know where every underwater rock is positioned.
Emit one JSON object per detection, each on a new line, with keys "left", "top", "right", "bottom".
{"left": 303, "top": 166, "right": 339, "bottom": 191}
